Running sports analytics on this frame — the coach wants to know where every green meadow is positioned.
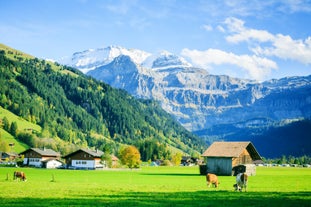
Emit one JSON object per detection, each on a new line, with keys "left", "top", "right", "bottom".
{"left": 0, "top": 106, "right": 40, "bottom": 153}
{"left": 0, "top": 166, "right": 310, "bottom": 207}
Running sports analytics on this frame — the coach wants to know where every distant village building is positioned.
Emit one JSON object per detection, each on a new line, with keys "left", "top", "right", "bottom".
{"left": 111, "top": 155, "right": 119, "bottom": 168}
{"left": 201, "top": 141, "right": 262, "bottom": 176}
{"left": 63, "top": 149, "right": 104, "bottom": 170}
{"left": 19, "top": 148, "right": 62, "bottom": 168}
{"left": 0, "top": 152, "right": 18, "bottom": 161}
{"left": 181, "top": 156, "right": 200, "bottom": 166}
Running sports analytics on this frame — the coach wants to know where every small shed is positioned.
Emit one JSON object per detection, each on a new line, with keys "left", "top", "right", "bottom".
{"left": 41, "top": 159, "right": 64, "bottom": 169}
{"left": 201, "top": 141, "right": 262, "bottom": 176}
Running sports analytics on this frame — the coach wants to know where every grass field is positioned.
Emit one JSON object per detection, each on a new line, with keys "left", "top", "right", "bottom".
{"left": 0, "top": 166, "right": 310, "bottom": 207}
{"left": 0, "top": 106, "right": 40, "bottom": 153}
{"left": 0, "top": 106, "right": 42, "bottom": 132}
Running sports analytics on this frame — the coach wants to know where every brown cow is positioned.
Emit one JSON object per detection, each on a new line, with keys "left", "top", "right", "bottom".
{"left": 206, "top": 173, "right": 220, "bottom": 188}
{"left": 13, "top": 171, "right": 27, "bottom": 181}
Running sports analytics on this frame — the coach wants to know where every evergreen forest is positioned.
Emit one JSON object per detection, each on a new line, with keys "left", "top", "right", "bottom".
{"left": 0, "top": 44, "right": 205, "bottom": 160}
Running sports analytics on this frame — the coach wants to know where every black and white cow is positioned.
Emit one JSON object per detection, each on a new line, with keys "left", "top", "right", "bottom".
{"left": 233, "top": 173, "right": 248, "bottom": 192}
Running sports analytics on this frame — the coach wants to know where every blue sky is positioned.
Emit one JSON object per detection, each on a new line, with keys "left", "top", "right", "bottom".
{"left": 1, "top": 0, "right": 311, "bottom": 81}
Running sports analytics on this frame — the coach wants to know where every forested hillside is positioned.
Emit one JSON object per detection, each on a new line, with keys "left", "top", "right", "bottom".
{"left": 0, "top": 44, "right": 205, "bottom": 159}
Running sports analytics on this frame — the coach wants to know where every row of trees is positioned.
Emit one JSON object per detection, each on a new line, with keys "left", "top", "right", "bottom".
{"left": 263, "top": 155, "right": 311, "bottom": 166}
{"left": 104, "top": 145, "right": 184, "bottom": 168}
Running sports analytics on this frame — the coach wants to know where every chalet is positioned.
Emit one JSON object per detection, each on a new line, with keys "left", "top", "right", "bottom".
{"left": 201, "top": 141, "right": 262, "bottom": 176}
{"left": 63, "top": 149, "right": 104, "bottom": 170}
{"left": 1, "top": 152, "right": 18, "bottom": 161}
{"left": 19, "top": 148, "right": 62, "bottom": 168}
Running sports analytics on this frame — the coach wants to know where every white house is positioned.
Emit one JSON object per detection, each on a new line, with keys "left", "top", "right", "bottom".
{"left": 63, "top": 148, "right": 104, "bottom": 169}
{"left": 19, "top": 148, "right": 61, "bottom": 168}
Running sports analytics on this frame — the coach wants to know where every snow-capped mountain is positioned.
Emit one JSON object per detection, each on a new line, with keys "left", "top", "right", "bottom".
{"left": 59, "top": 46, "right": 151, "bottom": 73}
{"left": 61, "top": 46, "right": 311, "bottom": 148}
{"left": 142, "top": 50, "right": 192, "bottom": 69}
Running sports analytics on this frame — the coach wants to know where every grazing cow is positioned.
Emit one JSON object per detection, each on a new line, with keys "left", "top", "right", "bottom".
{"left": 13, "top": 171, "right": 27, "bottom": 181}
{"left": 206, "top": 173, "right": 220, "bottom": 188}
{"left": 234, "top": 173, "right": 248, "bottom": 192}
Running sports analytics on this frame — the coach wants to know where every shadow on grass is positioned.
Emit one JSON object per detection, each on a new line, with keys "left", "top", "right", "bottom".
{"left": 0, "top": 191, "right": 310, "bottom": 207}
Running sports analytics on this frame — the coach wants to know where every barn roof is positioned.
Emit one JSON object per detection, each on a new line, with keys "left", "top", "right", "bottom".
{"left": 201, "top": 141, "right": 262, "bottom": 161}
{"left": 19, "top": 148, "right": 60, "bottom": 157}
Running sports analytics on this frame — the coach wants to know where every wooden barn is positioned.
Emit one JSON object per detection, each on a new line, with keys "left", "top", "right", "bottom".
{"left": 201, "top": 141, "right": 262, "bottom": 176}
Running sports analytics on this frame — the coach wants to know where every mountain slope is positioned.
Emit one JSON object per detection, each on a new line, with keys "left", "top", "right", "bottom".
{"left": 0, "top": 44, "right": 205, "bottom": 157}
{"left": 61, "top": 46, "right": 311, "bottom": 157}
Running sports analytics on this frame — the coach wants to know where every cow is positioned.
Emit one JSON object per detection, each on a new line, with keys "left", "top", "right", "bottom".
{"left": 206, "top": 173, "right": 220, "bottom": 188}
{"left": 234, "top": 173, "right": 248, "bottom": 192}
{"left": 13, "top": 171, "right": 27, "bottom": 181}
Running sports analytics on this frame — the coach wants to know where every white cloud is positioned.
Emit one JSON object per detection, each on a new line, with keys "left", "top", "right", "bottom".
{"left": 199, "top": 0, "right": 311, "bottom": 18}
{"left": 202, "top": 24, "right": 213, "bottom": 31}
{"left": 182, "top": 16, "right": 311, "bottom": 81}
{"left": 224, "top": 17, "right": 274, "bottom": 43}
{"left": 253, "top": 35, "right": 311, "bottom": 65}
{"left": 181, "top": 48, "right": 277, "bottom": 80}
{"left": 217, "top": 25, "right": 225, "bottom": 33}
{"left": 223, "top": 17, "right": 311, "bottom": 65}
{"left": 279, "top": 0, "right": 311, "bottom": 13}
{"left": 105, "top": 0, "right": 137, "bottom": 15}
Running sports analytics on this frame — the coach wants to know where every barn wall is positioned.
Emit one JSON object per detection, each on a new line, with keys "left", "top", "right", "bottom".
{"left": 206, "top": 157, "right": 232, "bottom": 176}
{"left": 232, "top": 149, "right": 253, "bottom": 166}
{"left": 245, "top": 164, "right": 256, "bottom": 176}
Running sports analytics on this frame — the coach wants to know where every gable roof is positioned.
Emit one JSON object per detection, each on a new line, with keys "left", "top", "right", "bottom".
{"left": 63, "top": 148, "right": 104, "bottom": 158}
{"left": 202, "top": 141, "right": 262, "bottom": 160}
{"left": 19, "top": 148, "right": 60, "bottom": 157}
{"left": 41, "top": 158, "right": 64, "bottom": 164}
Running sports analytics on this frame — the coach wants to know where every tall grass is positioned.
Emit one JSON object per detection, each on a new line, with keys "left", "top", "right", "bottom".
{"left": 0, "top": 166, "right": 310, "bottom": 207}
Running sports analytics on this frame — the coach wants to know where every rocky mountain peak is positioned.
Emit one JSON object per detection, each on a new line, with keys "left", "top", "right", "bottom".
{"left": 62, "top": 46, "right": 311, "bottom": 138}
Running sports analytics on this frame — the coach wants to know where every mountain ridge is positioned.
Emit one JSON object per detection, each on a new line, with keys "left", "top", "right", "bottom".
{"left": 60, "top": 46, "right": 311, "bottom": 157}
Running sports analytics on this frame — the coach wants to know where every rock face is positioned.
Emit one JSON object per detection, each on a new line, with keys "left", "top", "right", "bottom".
{"left": 60, "top": 46, "right": 311, "bottom": 139}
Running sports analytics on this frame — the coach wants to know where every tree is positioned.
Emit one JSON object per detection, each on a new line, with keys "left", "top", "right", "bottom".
{"left": 119, "top": 145, "right": 141, "bottom": 168}
{"left": 2, "top": 116, "right": 10, "bottom": 131}
{"left": 10, "top": 121, "right": 18, "bottom": 136}
{"left": 17, "top": 132, "right": 35, "bottom": 147}
{"left": 171, "top": 152, "right": 182, "bottom": 166}
{"left": 101, "top": 151, "right": 112, "bottom": 168}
